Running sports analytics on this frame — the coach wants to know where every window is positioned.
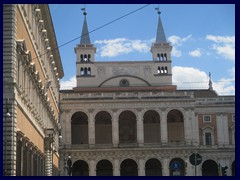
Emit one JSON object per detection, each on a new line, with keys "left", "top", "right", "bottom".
{"left": 203, "top": 115, "right": 211, "bottom": 122}
{"left": 205, "top": 133, "right": 212, "bottom": 145}
{"left": 202, "top": 126, "right": 214, "bottom": 146}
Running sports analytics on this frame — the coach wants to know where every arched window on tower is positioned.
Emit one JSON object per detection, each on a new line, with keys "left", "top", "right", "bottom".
{"left": 161, "top": 54, "right": 164, "bottom": 61}
{"left": 161, "top": 67, "right": 164, "bottom": 74}
{"left": 157, "top": 53, "right": 160, "bottom": 61}
{"left": 84, "top": 67, "right": 88, "bottom": 75}
{"left": 80, "top": 54, "right": 84, "bottom": 62}
{"left": 165, "top": 66, "right": 168, "bottom": 74}
{"left": 84, "top": 54, "right": 87, "bottom": 62}
{"left": 87, "top": 67, "right": 91, "bottom": 75}
{"left": 164, "top": 53, "right": 167, "bottom": 61}
{"left": 80, "top": 67, "right": 84, "bottom": 75}
{"left": 88, "top": 54, "right": 91, "bottom": 61}
{"left": 157, "top": 67, "right": 160, "bottom": 74}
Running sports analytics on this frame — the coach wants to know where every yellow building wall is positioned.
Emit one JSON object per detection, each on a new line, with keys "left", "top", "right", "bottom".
{"left": 16, "top": 106, "right": 44, "bottom": 152}
{"left": 17, "top": 8, "right": 59, "bottom": 121}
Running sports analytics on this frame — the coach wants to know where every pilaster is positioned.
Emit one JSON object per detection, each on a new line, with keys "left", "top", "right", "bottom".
{"left": 113, "top": 159, "right": 120, "bottom": 176}
{"left": 160, "top": 110, "right": 168, "bottom": 144}
{"left": 88, "top": 113, "right": 95, "bottom": 146}
{"left": 137, "top": 109, "right": 144, "bottom": 146}
{"left": 112, "top": 111, "right": 119, "bottom": 147}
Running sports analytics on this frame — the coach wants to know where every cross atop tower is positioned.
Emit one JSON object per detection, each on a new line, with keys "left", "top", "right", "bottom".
{"left": 80, "top": 5, "right": 91, "bottom": 45}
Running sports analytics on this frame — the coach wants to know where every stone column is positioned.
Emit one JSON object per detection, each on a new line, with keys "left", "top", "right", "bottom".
{"left": 113, "top": 159, "right": 120, "bottom": 176}
{"left": 138, "top": 159, "right": 145, "bottom": 176}
{"left": 137, "top": 110, "right": 144, "bottom": 146}
{"left": 89, "top": 159, "right": 96, "bottom": 176}
{"left": 162, "top": 158, "right": 169, "bottom": 176}
{"left": 160, "top": 110, "right": 168, "bottom": 145}
{"left": 112, "top": 112, "right": 119, "bottom": 147}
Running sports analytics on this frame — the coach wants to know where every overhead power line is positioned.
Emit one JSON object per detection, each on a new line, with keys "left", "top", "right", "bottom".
{"left": 31, "top": 4, "right": 151, "bottom": 62}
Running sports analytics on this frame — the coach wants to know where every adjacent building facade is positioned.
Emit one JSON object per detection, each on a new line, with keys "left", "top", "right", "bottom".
{"left": 59, "top": 9, "right": 235, "bottom": 176}
{"left": 3, "top": 4, "right": 64, "bottom": 176}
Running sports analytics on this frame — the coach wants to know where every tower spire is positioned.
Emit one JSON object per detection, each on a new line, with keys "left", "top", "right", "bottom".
{"left": 155, "top": 7, "right": 167, "bottom": 43}
{"left": 80, "top": 6, "right": 91, "bottom": 45}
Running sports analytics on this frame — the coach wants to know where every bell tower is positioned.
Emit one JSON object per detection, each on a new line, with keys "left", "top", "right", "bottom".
{"left": 75, "top": 8, "right": 96, "bottom": 85}
{"left": 150, "top": 8, "right": 172, "bottom": 77}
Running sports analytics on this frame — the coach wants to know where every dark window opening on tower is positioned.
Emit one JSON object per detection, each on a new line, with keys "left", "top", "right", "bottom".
{"left": 84, "top": 67, "right": 88, "bottom": 75}
{"left": 87, "top": 67, "right": 91, "bottom": 75}
{"left": 157, "top": 53, "right": 160, "bottom": 61}
{"left": 80, "top": 54, "right": 83, "bottom": 62}
{"left": 88, "top": 54, "right": 91, "bottom": 61}
{"left": 80, "top": 67, "right": 84, "bottom": 75}
{"left": 164, "top": 53, "right": 167, "bottom": 61}
{"left": 84, "top": 54, "right": 87, "bottom": 62}
{"left": 165, "top": 66, "right": 168, "bottom": 74}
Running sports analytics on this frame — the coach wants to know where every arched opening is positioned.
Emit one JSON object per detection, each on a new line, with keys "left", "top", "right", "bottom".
{"left": 143, "top": 110, "right": 160, "bottom": 143}
{"left": 80, "top": 67, "right": 84, "bottom": 75}
{"left": 72, "top": 160, "right": 89, "bottom": 176}
{"left": 161, "top": 54, "right": 164, "bottom": 61}
{"left": 96, "top": 160, "right": 113, "bottom": 176}
{"left": 232, "top": 160, "right": 235, "bottom": 176}
{"left": 87, "top": 67, "right": 91, "bottom": 75}
{"left": 120, "top": 159, "right": 138, "bottom": 176}
{"left": 202, "top": 160, "right": 219, "bottom": 176}
{"left": 95, "top": 111, "right": 112, "bottom": 144}
{"left": 157, "top": 67, "right": 160, "bottom": 74}
{"left": 88, "top": 54, "right": 91, "bottom": 61}
{"left": 167, "top": 110, "right": 184, "bottom": 143}
{"left": 84, "top": 54, "right": 87, "bottom": 61}
{"left": 84, "top": 67, "right": 87, "bottom": 75}
{"left": 145, "top": 158, "right": 162, "bottom": 176}
{"left": 164, "top": 53, "right": 167, "bottom": 61}
{"left": 119, "top": 111, "right": 137, "bottom": 143}
{"left": 157, "top": 53, "right": 160, "bottom": 61}
{"left": 80, "top": 54, "right": 83, "bottom": 62}
{"left": 169, "top": 158, "right": 185, "bottom": 176}
{"left": 165, "top": 66, "right": 168, "bottom": 74}
{"left": 71, "top": 112, "right": 88, "bottom": 144}
{"left": 161, "top": 67, "right": 164, "bottom": 74}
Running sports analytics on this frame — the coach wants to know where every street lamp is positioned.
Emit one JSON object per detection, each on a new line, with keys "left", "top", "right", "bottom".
{"left": 4, "top": 98, "right": 11, "bottom": 176}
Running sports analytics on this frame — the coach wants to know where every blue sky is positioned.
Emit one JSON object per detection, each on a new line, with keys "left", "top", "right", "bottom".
{"left": 49, "top": 4, "right": 235, "bottom": 95}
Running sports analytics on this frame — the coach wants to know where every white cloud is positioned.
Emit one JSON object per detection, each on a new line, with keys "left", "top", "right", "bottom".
{"left": 60, "top": 76, "right": 76, "bottom": 90}
{"left": 189, "top": 48, "right": 202, "bottom": 57}
{"left": 168, "top": 34, "right": 192, "bottom": 46}
{"left": 172, "top": 47, "right": 182, "bottom": 57}
{"left": 172, "top": 66, "right": 235, "bottom": 95}
{"left": 172, "top": 66, "right": 209, "bottom": 89}
{"left": 206, "top": 35, "right": 235, "bottom": 44}
{"left": 168, "top": 35, "right": 192, "bottom": 58}
{"left": 206, "top": 35, "right": 235, "bottom": 61}
{"left": 95, "top": 38, "right": 149, "bottom": 57}
{"left": 213, "top": 78, "right": 235, "bottom": 95}
{"left": 212, "top": 44, "right": 235, "bottom": 60}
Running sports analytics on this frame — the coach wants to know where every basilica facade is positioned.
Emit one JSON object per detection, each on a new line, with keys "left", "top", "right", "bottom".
{"left": 59, "top": 9, "right": 235, "bottom": 176}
